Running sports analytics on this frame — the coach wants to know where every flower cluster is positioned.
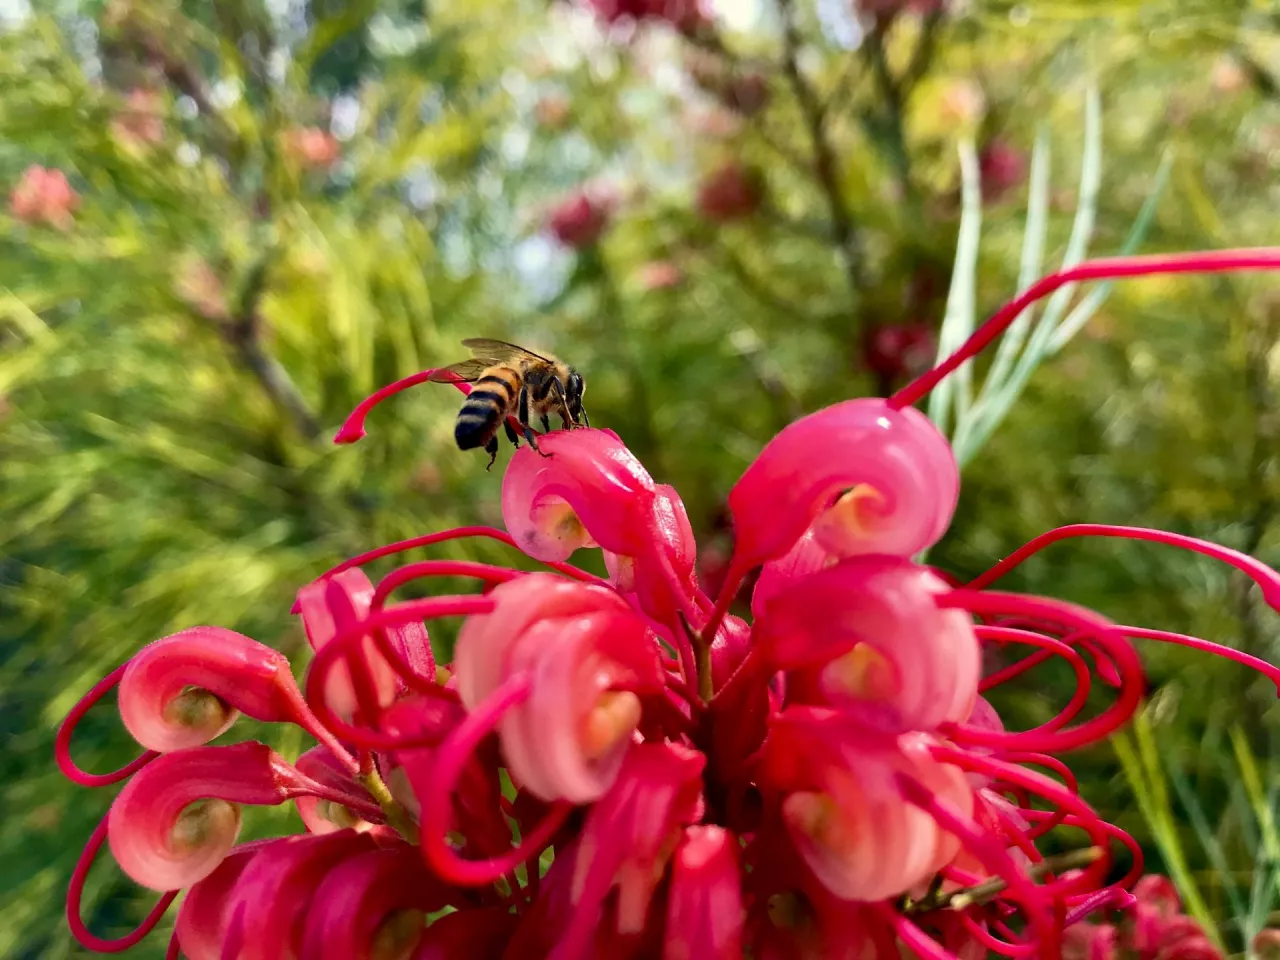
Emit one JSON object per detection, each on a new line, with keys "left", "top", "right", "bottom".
{"left": 59, "top": 250, "right": 1280, "bottom": 958}
{"left": 1065, "top": 875, "right": 1220, "bottom": 960}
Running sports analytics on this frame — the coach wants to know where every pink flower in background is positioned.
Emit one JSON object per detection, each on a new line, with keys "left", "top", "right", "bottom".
{"left": 587, "top": 0, "right": 707, "bottom": 32}
{"left": 979, "top": 139, "right": 1028, "bottom": 202}
{"left": 284, "top": 126, "right": 341, "bottom": 170}
{"left": 111, "top": 88, "right": 164, "bottom": 151}
{"left": 862, "top": 321, "right": 936, "bottom": 385}
{"left": 10, "top": 165, "right": 78, "bottom": 228}
{"left": 635, "top": 259, "right": 684, "bottom": 290}
{"left": 696, "top": 160, "right": 764, "bottom": 222}
{"left": 547, "top": 189, "right": 613, "bottom": 249}
{"left": 57, "top": 248, "right": 1280, "bottom": 957}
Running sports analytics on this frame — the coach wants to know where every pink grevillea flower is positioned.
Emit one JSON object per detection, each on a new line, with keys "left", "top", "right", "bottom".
{"left": 453, "top": 574, "right": 664, "bottom": 802}
{"left": 560, "top": 743, "right": 705, "bottom": 955}
{"left": 696, "top": 160, "right": 765, "bottom": 223}
{"left": 107, "top": 742, "right": 368, "bottom": 891}
{"left": 760, "top": 710, "right": 971, "bottom": 901}
{"left": 753, "top": 555, "right": 979, "bottom": 732}
{"left": 59, "top": 246, "right": 1280, "bottom": 958}
{"left": 664, "top": 825, "right": 744, "bottom": 960}
{"left": 10, "top": 164, "right": 78, "bottom": 228}
{"left": 547, "top": 189, "right": 613, "bottom": 248}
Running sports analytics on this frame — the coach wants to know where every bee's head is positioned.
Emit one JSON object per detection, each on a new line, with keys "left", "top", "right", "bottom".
{"left": 566, "top": 369, "right": 588, "bottom": 426}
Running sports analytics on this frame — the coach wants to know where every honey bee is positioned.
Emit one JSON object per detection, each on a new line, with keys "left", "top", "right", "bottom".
{"left": 426, "top": 338, "right": 589, "bottom": 469}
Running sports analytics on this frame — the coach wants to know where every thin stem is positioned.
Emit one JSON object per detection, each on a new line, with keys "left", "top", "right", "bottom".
{"left": 775, "top": 0, "right": 863, "bottom": 296}
{"left": 357, "top": 767, "right": 420, "bottom": 844}
{"left": 908, "top": 847, "right": 1104, "bottom": 914}
{"left": 891, "top": 248, "right": 1280, "bottom": 411}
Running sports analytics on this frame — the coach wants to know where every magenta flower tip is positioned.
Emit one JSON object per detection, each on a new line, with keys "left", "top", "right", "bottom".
{"left": 333, "top": 424, "right": 366, "bottom": 445}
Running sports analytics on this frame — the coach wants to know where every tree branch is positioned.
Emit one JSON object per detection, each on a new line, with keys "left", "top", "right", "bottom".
{"left": 775, "top": 0, "right": 864, "bottom": 297}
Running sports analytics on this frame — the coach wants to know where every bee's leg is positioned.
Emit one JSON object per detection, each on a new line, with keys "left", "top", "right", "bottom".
{"left": 484, "top": 434, "right": 499, "bottom": 471}
{"left": 540, "top": 414, "right": 551, "bottom": 433}
{"left": 518, "top": 387, "right": 551, "bottom": 458}
{"left": 580, "top": 408, "right": 590, "bottom": 428}
{"left": 549, "top": 379, "right": 575, "bottom": 429}
{"left": 504, "top": 420, "right": 521, "bottom": 448}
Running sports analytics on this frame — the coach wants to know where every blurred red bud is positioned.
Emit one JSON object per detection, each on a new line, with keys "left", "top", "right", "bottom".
{"left": 979, "top": 140, "right": 1027, "bottom": 202}
{"left": 696, "top": 162, "right": 764, "bottom": 223}
{"left": 10, "top": 165, "right": 79, "bottom": 229}
{"left": 861, "top": 322, "right": 935, "bottom": 383}
{"left": 548, "top": 191, "right": 612, "bottom": 249}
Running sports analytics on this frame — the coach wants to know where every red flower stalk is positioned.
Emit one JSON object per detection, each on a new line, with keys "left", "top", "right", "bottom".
{"left": 58, "top": 246, "right": 1280, "bottom": 958}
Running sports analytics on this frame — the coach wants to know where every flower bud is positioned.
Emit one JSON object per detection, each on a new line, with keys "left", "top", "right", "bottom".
{"left": 502, "top": 429, "right": 656, "bottom": 562}
{"left": 175, "top": 840, "right": 277, "bottom": 960}
{"left": 107, "top": 742, "right": 318, "bottom": 890}
{"left": 559, "top": 744, "right": 705, "bottom": 955}
{"left": 727, "top": 398, "right": 958, "bottom": 574}
{"left": 118, "top": 626, "right": 300, "bottom": 753}
{"left": 754, "top": 556, "right": 979, "bottom": 733}
{"left": 760, "top": 711, "right": 971, "bottom": 901}
{"left": 293, "top": 746, "right": 378, "bottom": 835}
{"left": 221, "top": 830, "right": 378, "bottom": 960}
{"left": 297, "top": 568, "right": 426, "bottom": 721}
{"left": 454, "top": 574, "right": 662, "bottom": 802}
{"left": 664, "top": 826, "right": 744, "bottom": 960}
{"left": 299, "top": 846, "right": 454, "bottom": 960}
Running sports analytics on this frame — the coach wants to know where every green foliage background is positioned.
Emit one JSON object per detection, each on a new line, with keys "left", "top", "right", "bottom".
{"left": 1, "top": 0, "right": 1277, "bottom": 956}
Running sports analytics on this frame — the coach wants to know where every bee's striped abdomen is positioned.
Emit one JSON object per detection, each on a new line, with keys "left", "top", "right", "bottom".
{"left": 454, "top": 368, "right": 520, "bottom": 450}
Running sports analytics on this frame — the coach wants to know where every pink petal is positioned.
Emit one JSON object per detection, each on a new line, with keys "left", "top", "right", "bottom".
{"left": 454, "top": 575, "right": 662, "bottom": 803}
{"left": 293, "top": 746, "right": 378, "bottom": 835}
{"left": 299, "top": 846, "right": 455, "bottom": 960}
{"left": 561, "top": 743, "right": 706, "bottom": 956}
{"left": 174, "top": 840, "right": 278, "bottom": 960}
{"left": 222, "top": 830, "right": 378, "bottom": 960}
{"left": 664, "top": 826, "right": 744, "bottom": 960}
{"left": 501, "top": 429, "right": 656, "bottom": 562}
{"left": 118, "top": 627, "right": 300, "bottom": 753}
{"left": 760, "top": 709, "right": 972, "bottom": 902}
{"left": 754, "top": 556, "right": 980, "bottom": 733}
{"left": 604, "top": 483, "right": 700, "bottom": 625}
{"left": 107, "top": 742, "right": 316, "bottom": 890}
{"left": 296, "top": 568, "right": 403, "bottom": 721}
{"left": 727, "top": 398, "right": 957, "bottom": 573}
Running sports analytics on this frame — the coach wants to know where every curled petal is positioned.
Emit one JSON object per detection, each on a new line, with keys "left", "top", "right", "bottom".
{"left": 559, "top": 743, "right": 706, "bottom": 958}
{"left": 293, "top": 746, "right": 379, "bottom": 834}
{"left": 760, "top": 709, "right": 972, "bottom": 902}
{"left": 665, "top": 826, "right": 744, "bottom": 960}
{"left": 755, "top": 556, "right": 979, "bottom": 732}
{"left": 501, "top": 428, "right": 656, "bottom": 561}
{"left": 750, "top": 529, "right": 832, "bottom": 620}
{"left": 727, "top": 398, "right": 957, "bottom": 574}
{"left": 299, "top": 846, "right": 455, "bottom": 960}
{"left": 174, "top": 840, "right": 277, "bottom": 960}
{"left": 297, "top": 568, "right": 406, "bottom": 721}
{"left": 107, "top": 742, "right": 320, "bottom": 890}
{"left": 605, "top": 483, "right": 701, "bottom": 625}
{"left": 222, "top": 830, "right": 378, "bottom": 960}
{"left": 118, "top": 627, "right": 300, "bottom": 753}
{"left": 454, "top": 574, "right": 663, "bottom": 803}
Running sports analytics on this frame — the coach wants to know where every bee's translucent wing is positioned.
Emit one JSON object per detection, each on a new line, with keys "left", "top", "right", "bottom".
{"left": 461, "top": 338, "right": 552, "bottom": 363}
{"left": 424, "top": 359, "right": 496, "bottom": 383}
